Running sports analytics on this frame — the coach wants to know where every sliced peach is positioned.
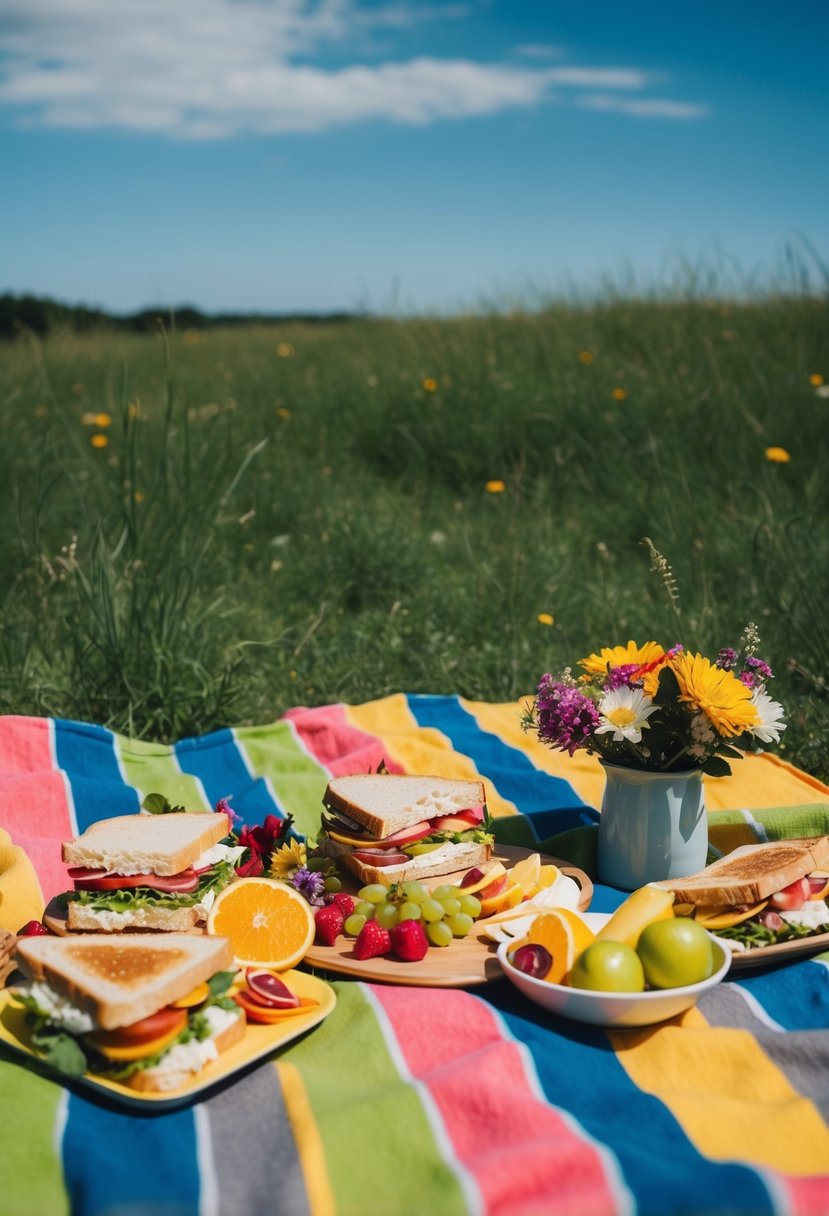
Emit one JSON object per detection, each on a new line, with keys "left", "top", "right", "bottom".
{"left": 457, "top": 860, "right": 507, "bottom": 895}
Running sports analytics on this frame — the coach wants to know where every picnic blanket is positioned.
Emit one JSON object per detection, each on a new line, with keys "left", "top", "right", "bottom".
{"left": 1, "top": 693, "right": 829, "bottom": 1216}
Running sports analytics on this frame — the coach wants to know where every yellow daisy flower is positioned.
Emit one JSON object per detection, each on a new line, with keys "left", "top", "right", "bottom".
{"left": 486, "top": 479, "right": 506, "bottom": 493}
{"left": 612, "top": 387, "right": 627, "bottom": 401}
{"left": 580, "top": 640, "right": 666, "bottom": 696}
{"left": 671, "top": 651, "right": 758, "bottom": 738}
{"left": 537, "top": 612, "right": 555, "bottom": 626}
{"left": 578, "top": 350, "right": 593, "bottom": 364}
{"left": 765, "top": 446, "right": 791, "bottom": 463}
{"left": 90, "top": 434, "right": 109, "bottom": 449}
{"left": 809, "top": 373, "right": 824, "bottom": 387}
{"left": 422, "top": 377, "right": 438, "bottom": 392}
{"left": 269, "top": 837, "right": 307, "bottom": 879}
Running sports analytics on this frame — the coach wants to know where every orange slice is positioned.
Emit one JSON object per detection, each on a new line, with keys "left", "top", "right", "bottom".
{"left": 520, "top": 909, "right": 596, "bottom": 983}
{"left": 206, "top": 877, "right": 315, "bottom": 970}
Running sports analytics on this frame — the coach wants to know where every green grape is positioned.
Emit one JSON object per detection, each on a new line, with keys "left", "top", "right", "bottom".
{"left": 305, "top": 856, "right": 329, "bottom": 872}
{"left": 425, "top": 920, "right": 453, "bottom": 947}
{"left": 440, "top": 898, "right": 461, "bottom": 917}
{"left": 421, "top": 899, "right": 445, "bottom": 923}
{"left": 398, "top": 901, "right": 422, "bottom": 921}
{"left": 323, "top": 875, "right": 342, "bottom": 893}
{"left": 358, "top": 884, "right": 388, "bottom": 904}
{"left": 445, "top": 913, "right": 474, "bottom": 938}
{"left": 344, "top": 913, "right": 367, "bottom": 936}
{"left": 375, "top": 902, "right": 400, "bottom": 929}
{"left": 458, "top": 894, "right": 482, "bottom": 918}
{"left": 355, "top": 900, "right": 376, "bottom": 920}
{"left": 432, "top": 885, "right": 457, "bottom": 903}
{"left": 400, "top": 881, "right": 429, "bottom": 903}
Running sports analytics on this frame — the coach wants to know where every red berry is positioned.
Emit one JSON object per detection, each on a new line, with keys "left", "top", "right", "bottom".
{"left": 353, "top": 920, "right": 392, "bottom": 961}
{"left": 18, "top": 920, "right": 49, "bottom": 937}
{"left": 329, "top": 892, "right": 355, "bottom": 917}
{"left": 314, "top": 904, "right": 344, "bottom": 947}
{"left": 390, "top": 919, "right": 428, "bottom": 962}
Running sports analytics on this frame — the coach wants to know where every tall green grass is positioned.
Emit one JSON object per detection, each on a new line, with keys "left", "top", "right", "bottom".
{"left": 1, "top": 293, "right": 827, "bottom": 779}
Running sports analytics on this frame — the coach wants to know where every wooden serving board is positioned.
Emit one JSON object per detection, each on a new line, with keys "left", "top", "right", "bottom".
{"left": 302, "top": 845, "right": 593, "bottom": 988}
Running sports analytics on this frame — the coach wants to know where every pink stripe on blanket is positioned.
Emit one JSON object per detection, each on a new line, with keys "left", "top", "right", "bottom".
{"left": 0, "top": 715, "right": 55, "bottom": 773}
{"left": 0, "top": 770, "right": 75, "bottom": 901}
{"left": 778, "top": 1174, "right": 829, "bottom": 1216}
{"left": 372, "top": 986, "right": 618, "bottom": 1216}
{"left": 283, "top": 704, "right": 404, "bottom": 776}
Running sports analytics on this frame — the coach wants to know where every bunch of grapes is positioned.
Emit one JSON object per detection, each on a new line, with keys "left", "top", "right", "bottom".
{"left": 344, "top": 881, "right": 482, "bottom": 946}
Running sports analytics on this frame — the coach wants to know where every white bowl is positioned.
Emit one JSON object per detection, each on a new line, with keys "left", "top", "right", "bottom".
{"left": 496, "top": 927, "right": 731, "bottom": 1029}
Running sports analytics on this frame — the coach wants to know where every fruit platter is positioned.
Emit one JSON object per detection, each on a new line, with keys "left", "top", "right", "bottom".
{"left": 303, "top": 845, "right": 593, "bottom": 986}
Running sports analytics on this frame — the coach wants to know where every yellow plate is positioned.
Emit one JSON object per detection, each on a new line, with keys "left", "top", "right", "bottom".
{"left": 0, "top": 969, "right": 335, "bottom": 1110}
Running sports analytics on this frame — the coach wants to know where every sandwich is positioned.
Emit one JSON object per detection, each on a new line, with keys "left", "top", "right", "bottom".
{"left": 59, "top": 811, "right": 244, "bottom": 932}
{"left": 654, "top": 836, "right": 829, "bottom": 951}
{"left": 11, "top": 932, "right": 245, "bottom": 1091}
{"left": 316, "top": 774, "right": 494, "bottom": 886}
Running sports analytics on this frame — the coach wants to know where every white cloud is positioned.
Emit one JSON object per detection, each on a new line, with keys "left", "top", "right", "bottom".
{"left": 0, "top": 0, "right": 708, "bottom": 137}
{"left": 577, "top": 93, "right": 710, "bottom": 120}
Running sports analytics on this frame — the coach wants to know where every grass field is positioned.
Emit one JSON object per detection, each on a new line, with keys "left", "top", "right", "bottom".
{"left": 1, "top": 293, "right": 828, "bottom": 780}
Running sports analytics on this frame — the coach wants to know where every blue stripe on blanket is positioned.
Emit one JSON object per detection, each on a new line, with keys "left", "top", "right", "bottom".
{"left": 62, "top": 1096, "right": 201, "bottom": 1216}
{"left": 174, "top": 727, "right": 287, "bottom": 827}
{"left": 54, "top": 719, "right": 140, "bottom": 830}
{"left": 487, "top": 984, "right": 776, "bottom": 1216}
{"left": 733, "top": 957, "right": 829, "bottom": 1031}
{"left": 406, "top": 695, "right": 598, "bottom": 834}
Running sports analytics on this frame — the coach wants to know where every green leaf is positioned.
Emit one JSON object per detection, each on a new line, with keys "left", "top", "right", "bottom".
{"left": 702, "top": 756, "right": 732, "bottom": 777}
{"left": 207, "top": 970, "right": 237, "bottom": 998}
{"left": 31, "top": 1027, "right": 88, "bottom": 1078}
{"left": 141, "top": 792, "right": 185, "bottom": 815}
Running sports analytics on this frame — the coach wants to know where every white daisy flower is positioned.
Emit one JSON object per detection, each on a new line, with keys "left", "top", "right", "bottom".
{"left": 594, "top": 686, "right": 658, "bottom": 744}
{"left": 749, "top": 688, "right": 786, "bottom": 743}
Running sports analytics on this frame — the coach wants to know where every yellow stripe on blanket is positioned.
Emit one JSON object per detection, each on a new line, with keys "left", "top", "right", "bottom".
{"left": 610, "top": 1007, "right": 829, "bottom": 1175}
{"left": 275, "top": 1061, "right": 337, "bottom": 1216}
{"left": 345, "top": 695, "right": 517, "bottom": 818}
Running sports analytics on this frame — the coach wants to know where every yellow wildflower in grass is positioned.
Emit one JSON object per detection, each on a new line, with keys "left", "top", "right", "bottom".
{"left": 276, "top": 342, "right": 295, "bottom": 358}
{"left": 422, "top": 377, "right": 438, "bottom": 392}
{"left": 90, "top": 434, "right": 108, "bottom": 449}
{"left": 486, "top": 479, "right": 506, "bottom": 493}
{"left": 671, "top": 651, "right": 758, "bottom": 737}
{"left": 765, "top": 446, "right": 791, "bottom": 463}
{"left": 578, "top": 350, "right": 593, "bottom": 364}
{"left": 94, "top": 412, "right": 112, "bottom": 428}
{"left": 809, "top": 373, "right": 824, "bottom": 387}
{"left": 134, "top": 490, "right": 145, "bottom": 503}
{"left": 276, "top": 406, "right": 292, "bottom": 421}
{"left": 580, "top": 640, "right": 665, "bottom": 696}
{"left": 537, "top": 613, "right": 555, "bottom": 626}
{"left": 612, "top": 387, "right": 627, "bottom": 401}
{"left": 269, "top": 838, "right": 307, "bottom": 880}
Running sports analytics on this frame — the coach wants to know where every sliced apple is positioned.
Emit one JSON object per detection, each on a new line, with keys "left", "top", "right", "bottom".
{"left": 694, "top": 899, "right": 768, "bottom": 930}
{"left": 457, "top": 860, "right": 507, "bottom": 895}
{"left": 479, "top": 881, "right": 523, "bottom": 917}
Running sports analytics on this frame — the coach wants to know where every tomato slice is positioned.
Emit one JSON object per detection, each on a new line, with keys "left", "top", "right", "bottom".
{"left": 769, "top": 877, "right": 811, "bottom": 911}
{"left": 233, "top": 990, "right": 317, "bottom": 1023}
{"left": 85, "top": 1006, "right": 187, "bottom": 1057}
{"left": 69, "top": 867, "right": 200, "bottom": 893}
{"left": 351, "top": 849, "right": 410, "bottom": 867}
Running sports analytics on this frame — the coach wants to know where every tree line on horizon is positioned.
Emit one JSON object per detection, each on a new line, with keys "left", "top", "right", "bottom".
{"left": 0, "top": 293, "right": 357, "bottom": 340}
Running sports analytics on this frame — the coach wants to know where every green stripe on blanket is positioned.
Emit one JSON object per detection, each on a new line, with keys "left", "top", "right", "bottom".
{"left": 0, "top": 1060, "right": 67, "bottom": 1216}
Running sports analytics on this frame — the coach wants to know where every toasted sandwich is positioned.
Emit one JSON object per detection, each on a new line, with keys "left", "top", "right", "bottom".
{"left": 316, "top": 774, "right": 494, "bottom": 886}
{"left": 60, "top": 812, "right": 244, "bottom": 932}
{"left": 654, "top": 836, "right": 829, "bottom": 948}
{"left": 12, "top": 932, "right": 245, "bottom": 1091}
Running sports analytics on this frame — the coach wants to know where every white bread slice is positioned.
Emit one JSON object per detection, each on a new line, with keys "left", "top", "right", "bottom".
{"left": 66, "top": 903, "right": 200, "bottom": 933}
{"left": 323, "top": 774, "right": 485, "bottom": 839}
{"left": 341, "top": 839, "right": 492, "bottom": 887}
{"left": 128, "top": 1007, "right": 246, "bottom": 1092}
{"left": 15, "top": 932, "right": 233, "bottom": 1030}
{"left": 653, "top": 836, "right": 829, "bottom": 907}
{"left": 62, "top": 812, "right": 230, "bottom": 877}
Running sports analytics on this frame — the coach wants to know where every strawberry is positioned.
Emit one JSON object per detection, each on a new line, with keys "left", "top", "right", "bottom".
{"left": 329, "top": 892, "right": 356, "bottom": 918}
{"left": 314, "top": 904, "right": 344, "bottom": 947}
{"left": 18, "top": 920, "right": 49, "bottom": 937}
{"left": 390, "top": 919, "right": 428, "bottom": 962}
{"left": 353, "top": 920, "right": 391, "bottom": 961}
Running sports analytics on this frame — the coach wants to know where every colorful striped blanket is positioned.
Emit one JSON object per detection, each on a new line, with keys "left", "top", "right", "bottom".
{"left": 2, "top": 695, "right": 829, "bottom": 1216}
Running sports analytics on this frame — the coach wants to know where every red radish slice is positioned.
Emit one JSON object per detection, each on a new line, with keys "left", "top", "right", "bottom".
{"left": 69, "top": 868, "right": 200, "bottom": 893}
{"left": 245, "top": 970, "right": 300, "bottom": 1008}
{"left": 379, "top": 822, "right": 432, "bottom": 847}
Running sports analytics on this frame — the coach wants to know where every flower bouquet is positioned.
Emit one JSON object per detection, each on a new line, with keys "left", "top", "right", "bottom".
{"left": 521, "top": 625, "right": 785, "bottom": 778}
{"left": 521, "top": 627, "right": 786, "bottom": 888}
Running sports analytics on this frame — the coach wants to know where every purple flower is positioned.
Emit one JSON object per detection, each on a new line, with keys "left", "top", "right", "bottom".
{"left": 746, "top": 655, "right": 774, "bottom": 681}
{"left": 214, "top": 796, "right": 241, "bottom": 828}
{"left": 716, "top": 647, "right": 738, "bottom": 670}
{"left": 604, "top": 663, "right": 641, "bottom": 691}
{"left": 290, "top": 867, "right": 326, "bottom": 907}
{"left": 534, "top": 675, "right": 600, "bottom": 756}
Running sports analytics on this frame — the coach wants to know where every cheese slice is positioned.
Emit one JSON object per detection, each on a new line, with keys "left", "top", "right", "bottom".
{"left": 694, "top": 899, "right": 768, "bottom": 930}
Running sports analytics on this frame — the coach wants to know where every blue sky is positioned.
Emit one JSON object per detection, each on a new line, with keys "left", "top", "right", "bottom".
{"left": 1, "top": 0, "right": 827, "bottom": 315}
